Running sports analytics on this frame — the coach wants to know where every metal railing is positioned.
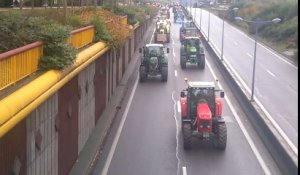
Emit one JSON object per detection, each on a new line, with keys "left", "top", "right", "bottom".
{"left": 0, "top": 41, "right": 43, "bottom": 91}
{"left": 69, "top": 25, "right": 95, "bottom": 49}
{"left": 0, "top": 25, "right": 96, "bottom": 91}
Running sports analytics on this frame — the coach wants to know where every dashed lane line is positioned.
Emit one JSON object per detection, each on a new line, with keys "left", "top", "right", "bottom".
{"left": 182, "top": 167, "right": 187, "bottom": 175}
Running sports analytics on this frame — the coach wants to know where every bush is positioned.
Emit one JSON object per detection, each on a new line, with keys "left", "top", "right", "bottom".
{"left": 66, "top": 15, "right": 86, "bottom": 28}
{"left": 0, "top": 12, "right": 77, "bottom": 70}
{"left": 39, "top": 42, "right": 77, "bottom": 70}
{"left": 88, "top": 15, "right": 112, "bottom": 43}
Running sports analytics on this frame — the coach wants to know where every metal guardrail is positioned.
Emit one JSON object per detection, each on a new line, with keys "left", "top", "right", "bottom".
{"left": 0, "top": 41, "right": 43, "bottom": 91}
{"left": 0, "top": 26, "right": 96, "bottom": 91}
{"left": 69, "top": 25, "right": 95, "bottom": 49}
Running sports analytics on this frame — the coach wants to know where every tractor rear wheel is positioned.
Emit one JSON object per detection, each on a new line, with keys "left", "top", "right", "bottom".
{"left": 161, "top": 66, "right": 168, "bottom": 82}
{"left": 180, "top": 47, "right": 186, "bottom": 69}
{"left": 139, "top": 66, "right": 147, "bottom": 82}
{"left": 182, "top": 122, "right": 192, "bottom": 150}
{"left": 213, "top": 123, "right": 227, "bottom": 150}
{"left": 180, "top": 55, "right": 186, "bottom": 69}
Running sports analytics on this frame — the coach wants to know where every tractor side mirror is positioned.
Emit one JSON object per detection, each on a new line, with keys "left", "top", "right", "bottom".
{"left": 166, "top": 48, "right": 170, "bottom": 53}
{"left": 180, "top": 91, "right": 186, "bottom": 97}
{"left": 220, "top": 91, "right": 225, "bottom": 98}
{"left": 139, "top": 48, "right": 142, "bottom": 53}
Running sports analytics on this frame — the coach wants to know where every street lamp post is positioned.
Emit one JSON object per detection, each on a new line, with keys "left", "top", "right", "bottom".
{"left": 199, "top": 8, "right": 202, "bottom": 30}
{"left": 208, "top": 11, "right": 210, "bottom": 41}
{"left": 220, "top": 8, "right": 238, "bottom": 61}
{"left": 235, "top": 17, "right": 281, "bottom": 101}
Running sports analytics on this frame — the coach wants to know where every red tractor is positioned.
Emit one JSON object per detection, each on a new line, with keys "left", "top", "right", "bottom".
{"left": 180, "top": 80, "right": 227, "bottom": 150}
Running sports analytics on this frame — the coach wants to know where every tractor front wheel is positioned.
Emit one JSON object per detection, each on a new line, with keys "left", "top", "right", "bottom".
{"left": 139, "top": 66, "right": 147, "bottom": 82}
{"left": 182, "top": 122, "right": 192, "bottom": 150}
{"left": 213, "top": 123, "right": 227, "bottom": 150}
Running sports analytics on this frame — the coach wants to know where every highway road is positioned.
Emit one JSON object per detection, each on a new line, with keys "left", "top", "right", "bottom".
{"left": 187, "top": 7, "right": 298, "bottom": 151}
{"left": 91, "top": 10, "right": 282, "bottom": 175}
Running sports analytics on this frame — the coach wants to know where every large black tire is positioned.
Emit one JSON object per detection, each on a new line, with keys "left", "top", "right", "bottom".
{"left": 161, "top": 66, "right": 168, "bottom": 82}
{"left": 182, "top": 122, "right": 192, "bottom": 150}
{"left": 180, "top": 47, "right": 186, "bottom": 69}
{"left": 197, "top": 55, "right": 205, "bottom": 69}
{"left": 139, "top": 66, "right": 147, "bottom": 82}
{"left": 213, "top": 123, "right": 227, "bottom": 150}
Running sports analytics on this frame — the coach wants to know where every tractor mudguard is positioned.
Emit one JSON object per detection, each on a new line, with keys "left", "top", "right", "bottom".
{"left": 215, "top": 97, "right": 223, "bottom": 117}
{"left": 180, "top": 97, "right": 187, "bottom": 117}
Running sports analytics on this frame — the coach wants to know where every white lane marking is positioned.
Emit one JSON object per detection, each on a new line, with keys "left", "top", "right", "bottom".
{"left": 222, "top": 55, "right": 298, "bottom": 155}
{"left": 174, "top": 70, "right": 178, "bottom": 77}
{"left": 206, "top": 60, "right": 272, "bottom": 175}
{"left": 266, "top": 69, "right": 276, "bottom": 77}
{"left": 230, "top": 24, "right": 298, "bottom": 69}
{"left": 182, "top": 166, "right": 187, "bottom": 175}
{"left": 177, "top": 100, "right": 181, "bottom": 113}
{"left": 101, "top": 76, "right": 139, "bottom": 175}
{"left": 172, "top": 39, "right": 175, "bottom": 45}
{"left": 254, "top": 95, "right": 298, "bottom": 155}
{"left": 172, "top": 91, "right": 181, "bottom": 175}
{"left": 247, "top": 53, "right": 253, "bottom": 58}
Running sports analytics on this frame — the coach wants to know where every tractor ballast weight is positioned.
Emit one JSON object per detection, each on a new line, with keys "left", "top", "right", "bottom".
{"left": 139, "top": 44, "right": 169, "bottom": 82}
{"left": 180, "top": 81, "right": 226, "bottom": 150}
{"left": 180, "top": 37, "right": 205, "bottom": 69}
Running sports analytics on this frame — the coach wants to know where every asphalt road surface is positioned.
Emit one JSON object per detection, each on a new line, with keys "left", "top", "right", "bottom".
{"left": 91, "top": 10, "right": 283, "bottom": 175}
{"left": 188, "top": 8, "right": 298, "bottom": 152}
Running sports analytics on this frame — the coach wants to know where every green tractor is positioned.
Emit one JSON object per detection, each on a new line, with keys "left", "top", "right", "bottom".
{"left": 139, "top": 44, "right": 170, "bottom": 82}
{"left": 180, "top": 37, "right": 205, "bottom": 69}
{"left": 155, "top": 18, "right": 171, "bottom": 43}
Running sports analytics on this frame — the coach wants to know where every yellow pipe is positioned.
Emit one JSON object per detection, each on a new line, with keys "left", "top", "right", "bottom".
{"left": 0, "top": 42, "right": 109, "bottom": 138}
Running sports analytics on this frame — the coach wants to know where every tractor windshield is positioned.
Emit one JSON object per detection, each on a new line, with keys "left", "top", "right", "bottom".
{"left": 183, "top": 22, "right": 194, "bottom": 28}
{"left": 188, "top": 39, "right": 199, "bottom": 46}
{"left": 185, "top": 29, "right": 199, "bottom": 37}
{"left": 189, "top": 87, "right": 215, "bottom": 117}
{"left": 147, "top": 46, "right": 163, "bottom": 57}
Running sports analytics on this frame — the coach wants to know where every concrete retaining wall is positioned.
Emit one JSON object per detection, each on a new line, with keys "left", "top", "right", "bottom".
{"left": 0, "top": 17, "right": 152, "bottom": 175}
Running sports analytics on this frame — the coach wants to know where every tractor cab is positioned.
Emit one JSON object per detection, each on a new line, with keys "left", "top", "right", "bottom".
{"left": 144, "top": 44, "right": 165, "bottom": 60}
{"left": 180, "top": 27, "right": 200, "bottom": 42}
{"left": 181, "top": 21, "right": 195, "bottom": 29}
{"left": 185, "top": 82, "right": 216, "bottom": 118}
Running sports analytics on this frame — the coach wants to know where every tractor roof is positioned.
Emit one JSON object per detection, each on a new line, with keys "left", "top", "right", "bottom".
{"left": 183, "top": 36, "right": 200, "bottom": 39}
{"left": 188, "top": 82, "right": 215, "bottom": 88}
{"left": 146, "top": 43, "right": 164, "bottom": 48}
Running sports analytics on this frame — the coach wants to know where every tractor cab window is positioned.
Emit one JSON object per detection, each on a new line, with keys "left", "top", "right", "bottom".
{"left": 189, "top": 88, "right": 215, "bottom": 117}
{"left": 185, "top": 29, "right": 199, "bottom": 37}
{"left": 147, "top": 46, "right": 162, "bottom": 57}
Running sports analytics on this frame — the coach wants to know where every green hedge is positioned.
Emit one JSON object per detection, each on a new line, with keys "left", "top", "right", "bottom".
{"left": 0, "top": 12, "right": 76, "bottom": 70}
